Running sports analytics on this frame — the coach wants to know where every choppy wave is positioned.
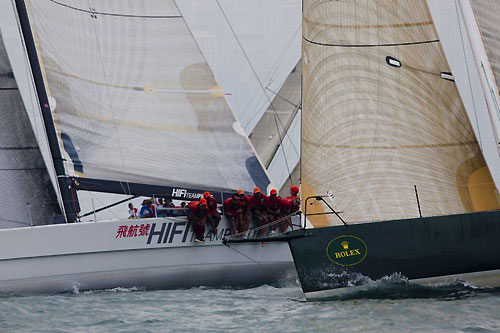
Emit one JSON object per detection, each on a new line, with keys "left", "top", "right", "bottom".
{"left": 312, "top": 272, "right": 500, "bottom": 301}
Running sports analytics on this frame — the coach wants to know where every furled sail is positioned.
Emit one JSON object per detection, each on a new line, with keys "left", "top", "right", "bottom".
{"left": 23, "top": 0, "right": 269, "bottom": 197}
{"left": 0, "top": 31, "right": 63, "bottom": 228}
{"left": 302, "top": 0, "right": 497, "bottom": 226}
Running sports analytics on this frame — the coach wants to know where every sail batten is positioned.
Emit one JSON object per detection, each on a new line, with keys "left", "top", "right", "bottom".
{"left": 302, "top": 0, "right": 495, "bottom": 226}
{"left": 24, "top": 0, "right": 270, "bottom": 196}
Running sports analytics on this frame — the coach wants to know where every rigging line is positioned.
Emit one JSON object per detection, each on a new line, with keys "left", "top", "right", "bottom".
{"left": 455, "top": 1, "right": 482, "bottom": 149}
{"left": 221, "top": 241, "right": 271, "bottom": 271}
{"left": 71, "top": 180, "right": 122, "bottom": 220}
{"left": 303, "top": 36, "right": 440, "bottom": 48}
{"left": 47, "top": 0, "right": 182, "bottom": 19}
{"left": 273, "top": 113, "right": 293, "bottom": 185}
{"left": 0, "top": 87, "right": 18, "bottom": 90}
{"left": 214, "top": 0, "right": 297, "bottom": 183}
{"left": 240, "top": 24, "right": 301, "bottom": 126}
{"left": 265, "top": 87, "right": 299, "bottom": 108}
{"left": 86, "top": 0, "right": 130, "bottom": 196}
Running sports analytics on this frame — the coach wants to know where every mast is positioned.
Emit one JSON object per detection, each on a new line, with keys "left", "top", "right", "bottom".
{"left": 14, "top": 0, "right": 79, "bottom": 222}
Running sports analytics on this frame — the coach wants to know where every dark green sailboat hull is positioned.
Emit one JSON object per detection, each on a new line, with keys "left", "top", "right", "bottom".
{"left": 286, "top": 210, "right": 500, "bottom": 298}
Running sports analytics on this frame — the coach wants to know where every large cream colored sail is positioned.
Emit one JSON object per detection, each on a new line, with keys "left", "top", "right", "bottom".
{"left": 302, "top": 0, "right": 496, "bottom": 226}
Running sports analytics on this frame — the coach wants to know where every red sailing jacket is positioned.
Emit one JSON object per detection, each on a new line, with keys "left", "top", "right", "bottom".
{"left": 224, "top": 198, "right": 242, "bottom": 217}
{"left": 249, "top": 193, "right": 268, "bottom": 211}
{"left": 188, "top": 201, "right": 208, "bottom": 218}
{"left": 266, "top": 195, "right": 282, "bottom": 213}
{"left": 282, "top": 195, "right": 300, "bottom": 213}
{"left": 206, "top": 196, "right": 218, "bottom": 216}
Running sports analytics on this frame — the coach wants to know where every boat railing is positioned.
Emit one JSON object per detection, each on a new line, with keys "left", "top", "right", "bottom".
{"left": 223, "top": 211, "right": 302, "bottom": 242}
{"left": 304, "top": 195, "right": 347, "bottom": 227}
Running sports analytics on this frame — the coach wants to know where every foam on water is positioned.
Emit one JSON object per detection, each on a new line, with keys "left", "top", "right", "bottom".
{"left": 0, "top": 281, "right": 499, "bottom": 332}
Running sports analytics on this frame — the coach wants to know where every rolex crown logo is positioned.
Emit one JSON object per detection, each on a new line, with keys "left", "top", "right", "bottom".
{"left": 341, "top": 241, "right": 349, "bottom": 250}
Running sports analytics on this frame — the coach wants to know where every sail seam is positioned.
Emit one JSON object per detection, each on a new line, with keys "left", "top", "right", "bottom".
{"left": 0, "top": 168, "right": 47, "bottom": 170}
{"left": 47, "top": 0, "right": 182, "bottom": 19}
{"left": 303, "top": 140, "right": 478, "bottom": 149}
{"left": 303, "top": 36, "right": 439, "bottom": 48}
{"left": 304, "top": 17, "right": 434, "bottom": 29}
{"left": 0, "top": 146, "right": 39, "bottom": 150}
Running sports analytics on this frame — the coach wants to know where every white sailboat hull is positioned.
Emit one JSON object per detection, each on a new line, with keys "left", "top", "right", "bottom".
{"left": 0, "top": 217, "right": 295, "bottom": 294}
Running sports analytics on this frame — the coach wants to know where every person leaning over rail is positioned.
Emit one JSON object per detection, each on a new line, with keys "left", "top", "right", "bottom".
{"left": 203, "top": 191, "right": 221, "bottom": 235}
{"left": 224, "top": 191, "right": 244, "bottom": 236}
{"left": 266, "top": 189, "right": 283, "bottom": 234}
{"left": 239, "top": 190, "right": 251, "bottom": 236}
{"left": 281, "top": 185, "right": 300, "bottom": 233}
{"left": 187, "top": 198, "right": 208, "bottom": 243}
{"left": 249, "top": 187, "right": 268, "bottom": 237}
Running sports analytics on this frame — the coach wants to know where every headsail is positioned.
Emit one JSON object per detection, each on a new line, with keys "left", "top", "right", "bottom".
{"left": 23, "top": 0, "right": 270, "bottom": 199}
{"left": 0, "top": 31, "right": 63, "bottom": 228}
{"left": 302, "top": 0, "right": 498, "bottom": 226}
{"left": 251, "top": 62, "right": 301, "bottom": 167}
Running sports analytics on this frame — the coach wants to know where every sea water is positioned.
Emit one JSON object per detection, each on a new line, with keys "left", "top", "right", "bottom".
{"left": 1, "top": 277, "right": 499, "bottom": 332}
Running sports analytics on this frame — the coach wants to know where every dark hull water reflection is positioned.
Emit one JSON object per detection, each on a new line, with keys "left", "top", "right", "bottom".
{"left": 1, "top": 278, "right": 499, "bottom": 332}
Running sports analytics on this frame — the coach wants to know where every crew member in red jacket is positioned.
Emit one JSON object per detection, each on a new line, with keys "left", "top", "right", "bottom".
{"left": 249, "top": 187, "right": 268, "bottom": 237}
{"left": 281, "top": 185, "right": 301, "bottom": 233}
{"left": 203, "top": 191, "right": 220, "bottom": 235}
{"left": 239, "top": 190, "right": 251, "bottom": 236}
{"left": 266, "top": 189, "right": 282, "bottom": 232}
{"left": 187, "top": 198, "right": 208, "bottom": 243}
{"left": 224, "top": 191, "right": 243, "bottom": 235}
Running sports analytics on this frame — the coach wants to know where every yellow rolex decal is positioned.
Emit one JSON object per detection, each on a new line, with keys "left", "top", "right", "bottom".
{"left": 326, "top": 235, "right": 368, "bottom": 266}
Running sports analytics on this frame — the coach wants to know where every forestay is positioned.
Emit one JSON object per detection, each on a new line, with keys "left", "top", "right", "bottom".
{"left": 302, "top": 0, "right": 495, "bottom": 226}
{"left": 0, "top": 31, "right": 62, "bottom": 228}
{"left": 24, "top": 0, "right": 269, "bottom": 196}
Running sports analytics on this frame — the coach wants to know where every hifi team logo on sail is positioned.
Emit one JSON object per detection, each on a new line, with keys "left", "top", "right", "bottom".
{"left": 326, "top": 235, "right": 367, "bottom": 266}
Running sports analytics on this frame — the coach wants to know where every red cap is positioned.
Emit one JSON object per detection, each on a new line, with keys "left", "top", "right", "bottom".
{"left": 199, "top": 198, "right": 207, "bottom": 205}
{"left": 253, "top": 187, "right": 261, "bottom": 194}
{"left": 290, "top": 185, "right": 299, "bottom": 194}
{"left": 237, "top": 189, "right": 244, "bottom": 195}
{"left": 270, "top": 189, "right": 278, "bottom": 195}
{"left": 203, "top": 191, "right": 211, "bottom": 198}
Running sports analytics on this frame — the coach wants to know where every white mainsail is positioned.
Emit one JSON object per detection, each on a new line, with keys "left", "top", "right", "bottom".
{"left": 24, "top": 0, "right": 270, "bottom": 198}
{"left": 0, "top": 31, "right": 62, "bottom": 228}
{"left": 302, "top": 0, "right": 498, "bottom": 226}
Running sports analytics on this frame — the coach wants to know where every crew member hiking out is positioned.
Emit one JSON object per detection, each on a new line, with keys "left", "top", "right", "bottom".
{"left": 187, "top": 198, "right": 208, "bottom": 243}
{"left": 203, "top": 191, "right": 221, "bottom": 235}
{"left": 266, "top": 189, "right": 282, "bottom": 234}
{"left": 249, "top": 187, "right": 268, "bottom": 237}
{"left": 224, "top": 190, "right": 243, "bottom": 236}
{"left": 239, "top": 190, "right": 251, "bottom": 236}
{"left": 281, "top": 185, "right": 301, "bottom": 233}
